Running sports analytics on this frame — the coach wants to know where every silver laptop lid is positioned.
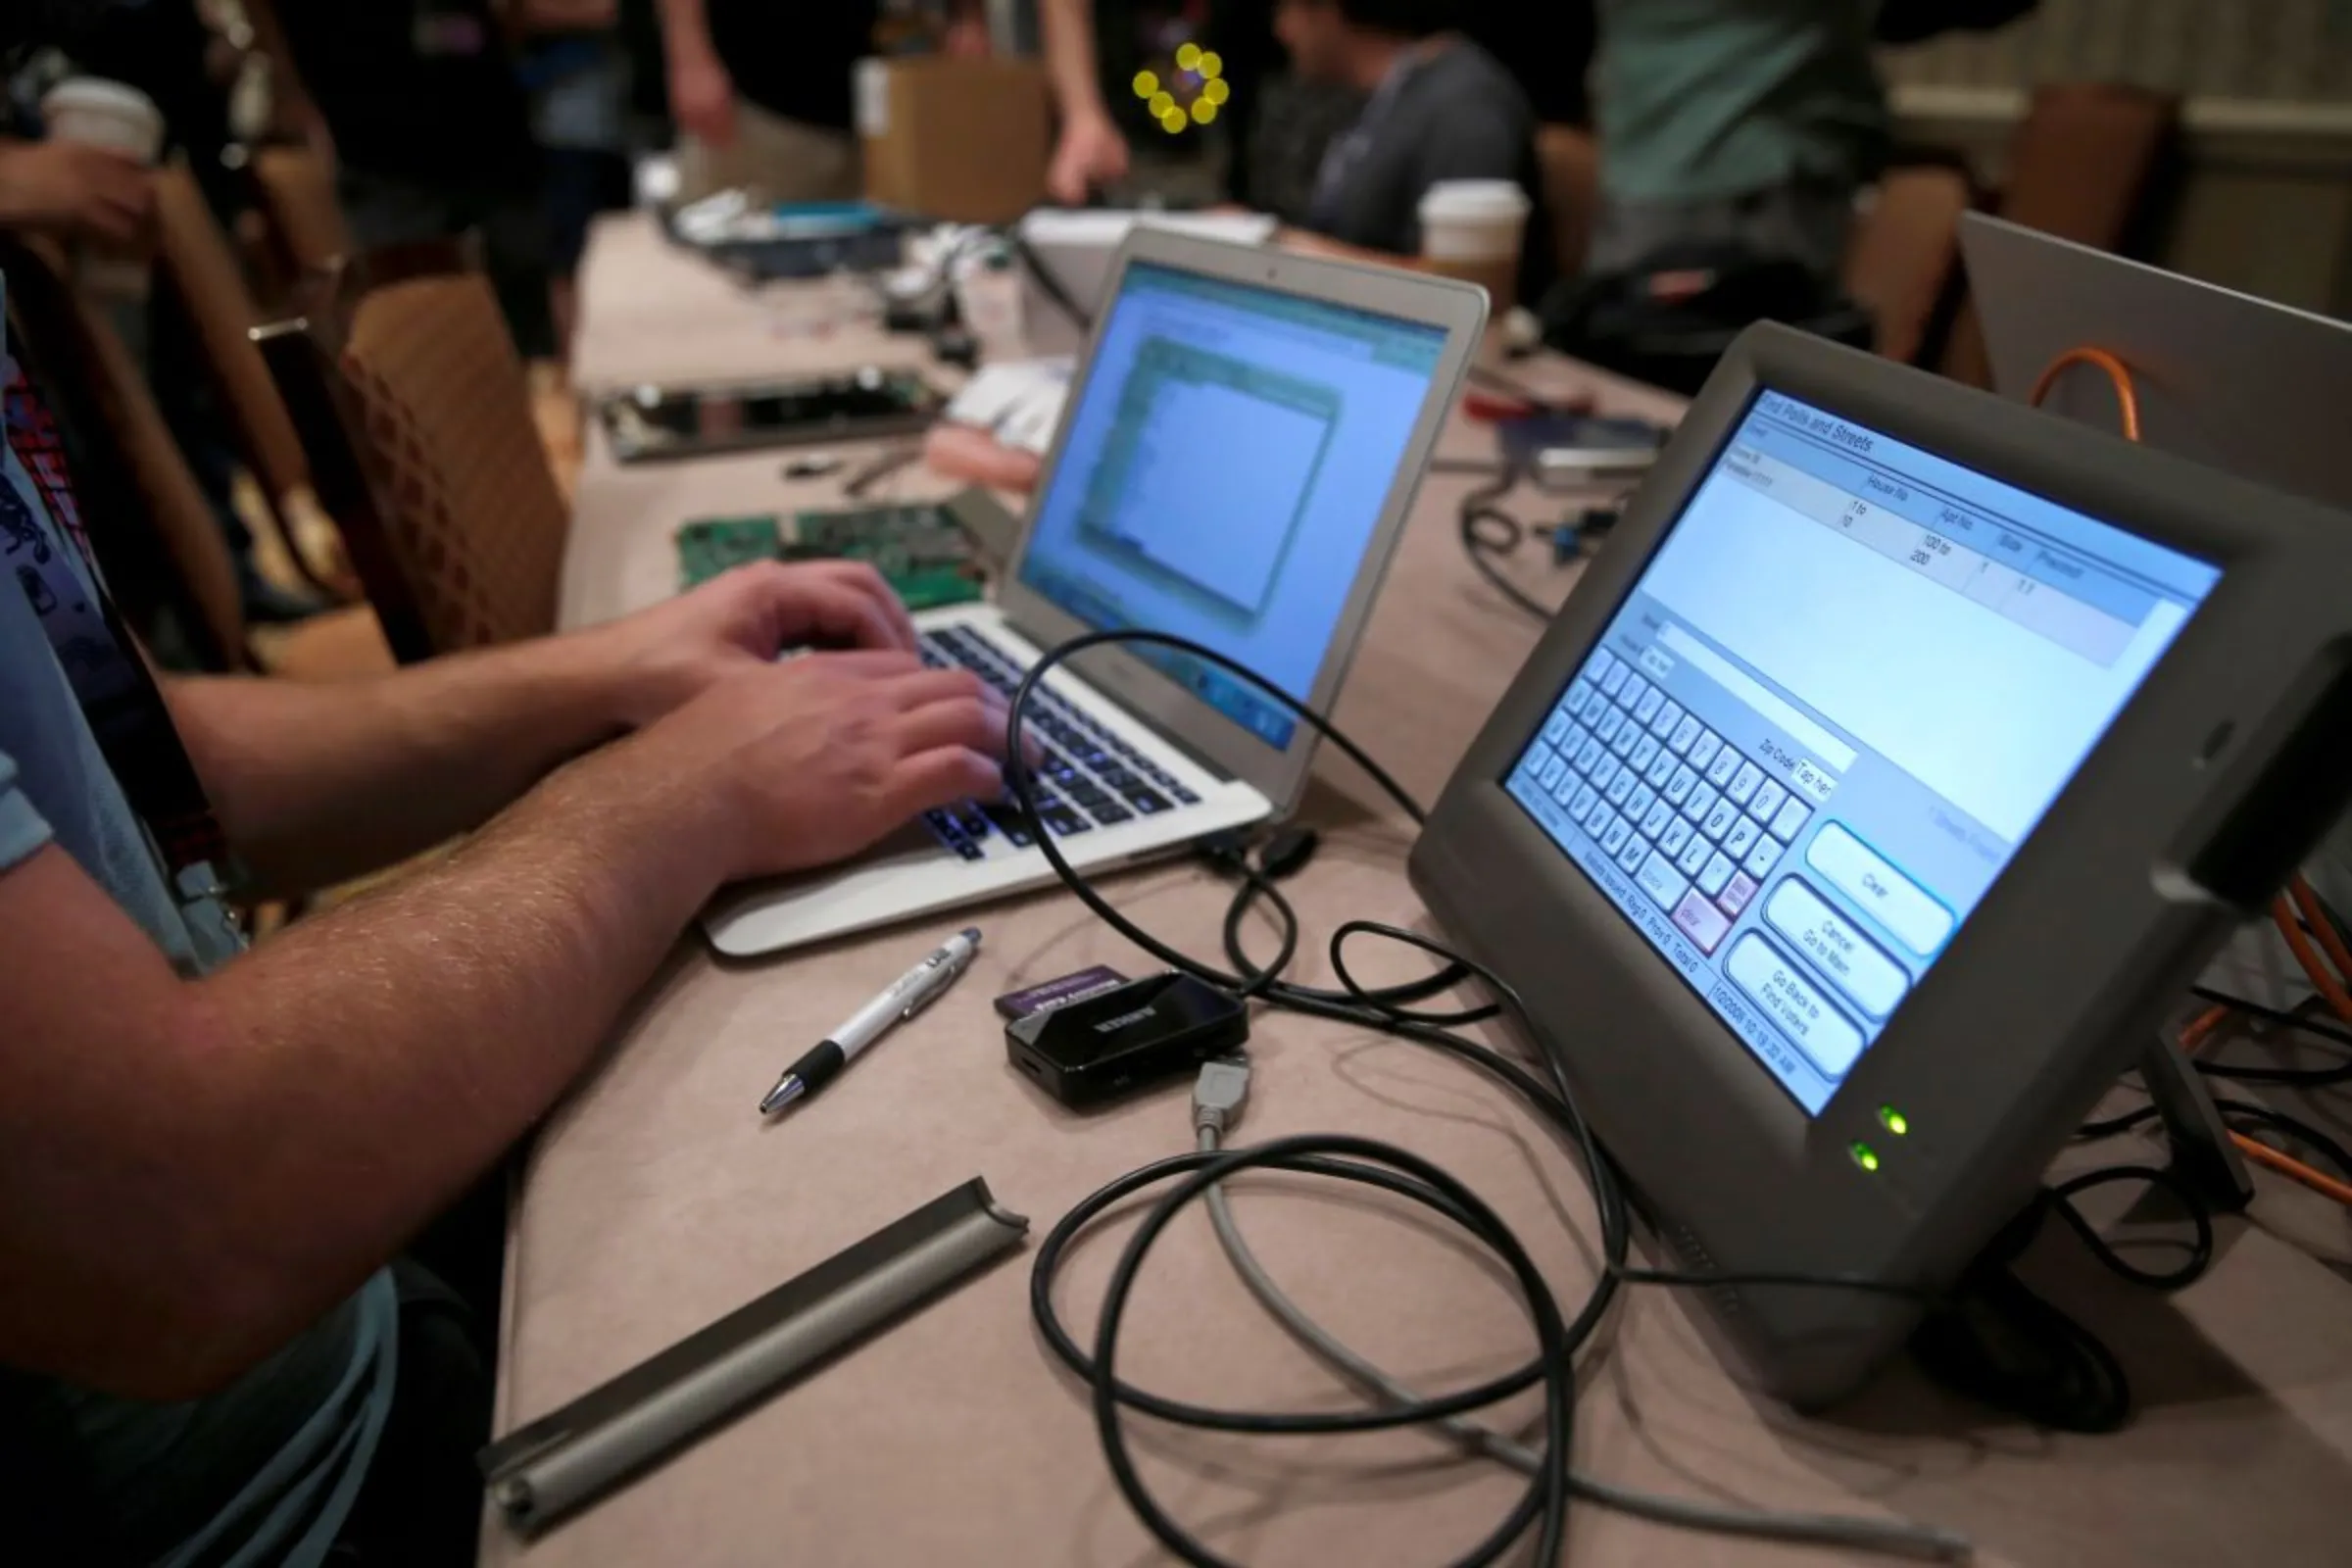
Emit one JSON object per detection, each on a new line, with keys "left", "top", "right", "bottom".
{"left": 995, "top": 227, "right": 1488, "bottom": 813}
{"left": 1962, "top": 212, "right": 2352, "bottom": 512}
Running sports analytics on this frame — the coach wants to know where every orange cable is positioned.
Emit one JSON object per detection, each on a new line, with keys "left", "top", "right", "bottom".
{"left": 2028, "top": 346, "right": 2143, "bottom": 443}
{"left": 2272, "top": 894, "right": 2352, "bottom": 1028}
{"left": 2229, "top": 1131, "right": 2352, "bottom": 1208}
{"left": 2289, "top": 874, "right": 2352, "bottom": 990}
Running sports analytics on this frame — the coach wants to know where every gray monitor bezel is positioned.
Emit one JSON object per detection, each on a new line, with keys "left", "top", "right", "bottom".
{"left": 1409, "top": 321, "right": 2352, "bottom": 1406}
{"left": 996, "top": 227, "right": 1488, "bottom": 814}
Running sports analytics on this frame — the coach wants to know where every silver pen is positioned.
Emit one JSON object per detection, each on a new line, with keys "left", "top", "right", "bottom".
{"left": 760, "top": 927, "right": 983, "bottom": 1115}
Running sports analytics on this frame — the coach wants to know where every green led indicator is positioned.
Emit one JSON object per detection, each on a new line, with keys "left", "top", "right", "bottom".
{"left": 1878, "top": 1105, "right": 1909, "bottom": 1137}
{"left": 1849, "top": 1141, "right": 1881, "bottom": 1173}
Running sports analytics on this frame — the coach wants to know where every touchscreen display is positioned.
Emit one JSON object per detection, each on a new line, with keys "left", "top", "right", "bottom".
{"left": 1504, "top": 391, "right": 2220, "bottom": 1114}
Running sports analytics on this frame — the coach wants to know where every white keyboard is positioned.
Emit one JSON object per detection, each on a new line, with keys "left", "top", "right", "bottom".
{"left": 1523, "top": 645, "right": 1817, "bottom": 956}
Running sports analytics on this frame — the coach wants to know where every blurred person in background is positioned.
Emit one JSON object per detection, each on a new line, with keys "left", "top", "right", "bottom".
{"left": 656, "top": 0, "right": 875, "bottom": 203}
{"left": 270, "top": 0, "right": 557, "bottom": 357}
{"left": 511, "top": 0, "right": 634, "bottom": 353}
{"left": 1587, "top": 0, "right": 1887, "bottom": 285}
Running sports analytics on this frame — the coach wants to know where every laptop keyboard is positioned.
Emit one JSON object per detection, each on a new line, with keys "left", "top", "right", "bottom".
{"left": 1528, "top": 647, "right": 1815, "bottom": 956}
{"left": 916, "top": 624, "right": 1202, "bottom": 860}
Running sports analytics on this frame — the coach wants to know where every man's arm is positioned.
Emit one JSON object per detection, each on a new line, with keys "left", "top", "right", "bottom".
{"left": 168, "top": 562, "right": 920, "bottom": 893}
{"left": 0, "top": 652, "right": 1008, "bottom": 1401}
{"left": 1038, "top": 0, "right": 1130, "bottom": 203}
{"left": 655, "top": 0, "right": 737, "bottom": 147}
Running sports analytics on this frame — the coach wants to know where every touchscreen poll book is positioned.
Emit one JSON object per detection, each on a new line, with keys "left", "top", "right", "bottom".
{"left": 1413, "top": 321, "right": 2352, "bottom": 1406}
{"left": 705, "top": 229, "right": 1487, "bottom": 957}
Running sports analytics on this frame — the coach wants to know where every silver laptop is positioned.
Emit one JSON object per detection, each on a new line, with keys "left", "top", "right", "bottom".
{"left": 704, "top": 228, "right": 1488, "bottom": 956}
{"left": 1961, "top": 212, "right": 2352, "bottom": 511}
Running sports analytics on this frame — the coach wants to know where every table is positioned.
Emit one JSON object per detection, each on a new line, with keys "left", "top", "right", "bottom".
{"left": 489, "top": 212, "right": 2352, "bottom": 1567}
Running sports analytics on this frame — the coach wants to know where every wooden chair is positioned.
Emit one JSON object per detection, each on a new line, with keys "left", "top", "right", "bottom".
{"left": 0, "top": 236, "right": 391, "bottom": 678}
{"left": 256, "top": 243, "right": 569, "bottom": 662}
{"left": 150, "top": 157, "right": 353, "bottom": 596}
{"left": 1942, "top": 82, "right": 2183, "bottom": 386}
{"left": 1842, "top": 160, "right": 1977, "bottom": 367}
{"left": 248, "top": 144, "right": 353, "bottom": 300}
{"left": 1535, "top": 124, "right": 1600, "bottom": 279}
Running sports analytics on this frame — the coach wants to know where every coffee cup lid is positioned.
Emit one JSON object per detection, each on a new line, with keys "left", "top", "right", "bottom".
{"left": 1418, "top": 179, "right": 1532, "bottom": 222}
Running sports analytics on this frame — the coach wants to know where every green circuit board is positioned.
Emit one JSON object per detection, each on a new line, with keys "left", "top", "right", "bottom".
{"left": 675, "top": 504, "right": 986, "bottom": 611}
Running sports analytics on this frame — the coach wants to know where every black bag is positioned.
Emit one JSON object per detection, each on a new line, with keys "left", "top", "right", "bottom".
{"left": 1538, "top": 242, "right": 1875, "bottom": 397}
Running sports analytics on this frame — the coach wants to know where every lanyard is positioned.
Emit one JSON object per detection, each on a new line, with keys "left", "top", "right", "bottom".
{"left": 2, "top": 350, "right": 244, "bottom": 941}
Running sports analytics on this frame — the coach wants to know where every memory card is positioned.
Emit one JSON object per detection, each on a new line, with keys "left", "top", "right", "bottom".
{"left": 994, "top": 964, "right": 1129, "bottom": 1020}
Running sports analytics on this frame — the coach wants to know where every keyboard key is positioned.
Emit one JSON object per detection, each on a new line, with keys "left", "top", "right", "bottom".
{"left": 1599, "top": 662, "right": 1630, "bottom": 698}
{"left": 1042, "top": 808, "right": 1091, "bottom": 836}
{"left": 1685, "top": 782, "right": 1720, "bottom": 824}
{"left": 1771, "top": 796, "right": 1812, "bottom": 840}
{"left": 1550, "top": 769, "right": 1583, "bottom": 809}
{"left": 1726, "top": 760, "right": 1763, "bottom": 804}
{"left": 1575, "top": 737, "right": 1606, "bottom": 773}
{"left": 1621, "top": 673, "right": 1651, "bottom": 713}
{"left": 1750, "top": 779, "right": 1788, "bottom": 825}
{"left": 1724, "top": 816, "right": 1761, "bottom": 861}
{"left": 1563, "top": 723, "right": 1592, "bottom": 760}
{"left": 1659, "top": 817, "right": 1693, "bottom": 858}
{"left": 1676, "top": 832, "right": 1713, "bottom": 876}
{"left": 1644, "top": 749, "right": 1677, "bottom": 789}
{"left": 1641, "top": 799, "right": 1676, "bottom": 838}
{"left": 1669, "top": 714, "right": 1703, "bottom": 755}
{"left": 1568, "top": 782, "right": 1599, "bottom": 820}
{"left": 1702, "top": 799, "right": 1740, "bottom": 840}
{"left": 1688, "top": 730, "right": 1723, "bottom": 773}
{"left": 980, "top": 803, "right": 1036, "bottom": 848}
{"left": 1633, "top": 686, "right": 1664, "bottom": 726}
{"left": 1563, "top": 681, "right": 1595, "bottom": 720}
{"left": 1651, "top": 700, "right": 1685, "bottom": 739}
{"left": 1705, "top": 748, "right": 1740, "bottom": 789}
{"left": 1589, "top": 756, "right": 1619, "bottom": 793}
{"left": 1095, "top": 802, "right": 1134, "bottom": 824}
{"left": 1637, "top": 849, "right": 1689, "bottom": 907}
{"left": 1539, "top": 751, "right": 1569, "bottom": 791}
{"left": 1592, "top": 708, "right": 1625, "bottom": 745}
{"left": 1599, "top": 812, "right": 1632, "bottom": 857}
{"left": 1171, "top": 785, "right": 1201, "bottom": 806}
{"left": 1581, "top": 795, "right": 1612, "bottom": 834}
{"left": 1609, "top": 722, "right": 1641, "bottom": 759}
{"left": 1616, "top": 833, "right": 1650, "bottom": 875}
{"left": 1663, "top": 764, "right": 1697, "bottom": 806}
{"left": 1697, "top": 851, "right": 1737, "bottom": 898}
{"left": 1605, "top": 768, "right": 1637, "bottom": 807}
{"left": 1720, "top": 871, "right": 1760, "bottom": 917}
{"left": 1628, "top": 734, "right": 1660, "bottom": 774}
{"left": 1741, "top": 833, "right": 1786, "bottom": 880}
{"left": 1671, "top": 889, "right": 1732, "bottom": 955}
{"left": 1626, "top": 783, "right": 1656, "bottom": 822}
{"left": 1589, "top": 647, "right": 1620, "bottom": 685}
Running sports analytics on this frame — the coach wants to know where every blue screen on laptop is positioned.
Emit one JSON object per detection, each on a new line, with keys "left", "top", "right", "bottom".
{"left": 1016, "top": 261, "right": 1446, "bottom": 749}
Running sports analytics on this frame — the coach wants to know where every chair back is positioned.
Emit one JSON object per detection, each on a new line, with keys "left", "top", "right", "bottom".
{"left": 258, "top": 244, "right": 567, "bottom": 661}
{"left": 250, "top": 144, "right": 353, "bottom": 287}
{"left": 1534, "top": 124, "right": 1600, "bottom": 279}
{"left": 152, "top": 159, "right": 313, "bottom": 508}
{"left": 2, "top": 236, "right": 247, "bottom": 669}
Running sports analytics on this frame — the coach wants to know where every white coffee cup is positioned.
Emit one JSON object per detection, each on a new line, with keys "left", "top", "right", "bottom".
{"left": 1418, "top": 178, "right": 1531, "bottom": 315}
{"left": 39, "top": 78, "right": 167, "bottom": 305}
{"left": 41, "top": 77, "right": 166, "bottom": 164}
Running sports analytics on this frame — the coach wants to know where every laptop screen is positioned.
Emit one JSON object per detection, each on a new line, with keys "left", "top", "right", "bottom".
{"left": 1503, "top": 390, "right": 2221, "bottom": 1115}
{"left": 1016, "top": 260, "right": 1448, "bottom": 749}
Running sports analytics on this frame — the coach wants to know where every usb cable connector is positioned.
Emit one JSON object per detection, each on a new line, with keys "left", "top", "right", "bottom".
{"left": 1192, "top": 1054, "right": 1252, "bottom": 1142}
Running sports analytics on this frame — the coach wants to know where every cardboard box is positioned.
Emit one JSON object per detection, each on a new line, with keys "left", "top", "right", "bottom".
{"left": 858, "top": 57, "right": 1051, "bottom": 224}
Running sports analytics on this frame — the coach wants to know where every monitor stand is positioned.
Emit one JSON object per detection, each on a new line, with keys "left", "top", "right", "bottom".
{"left": 2138, "top": 1027, "right": 2257, "bottom": 1213}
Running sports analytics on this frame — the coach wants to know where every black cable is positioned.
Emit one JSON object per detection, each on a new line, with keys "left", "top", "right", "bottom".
{"left": 1455, "top": 467, "right": 1556, "bottom": 622}
{"left": 2186, "top": 985, "right": 2352, "bottom": 1050}
{"left": 1004, "top": 627, "right": 2211, "bottom": 1557}
{"left": 2079, "top": 1096, "right": 2352, "bottom": 1184}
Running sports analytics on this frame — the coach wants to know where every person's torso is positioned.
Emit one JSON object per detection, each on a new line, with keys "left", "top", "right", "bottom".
{"left": 1317, "top": 43, "right": 1553, "bottom": 297}
{"left": 274, "top": 0, "right": 535, "bottom": 180}
{"left": 705, "top": 0, "right": 879, "bottom": 129}
{"left": 1595, "top": 0, "right": 1888, "bottom": 203}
